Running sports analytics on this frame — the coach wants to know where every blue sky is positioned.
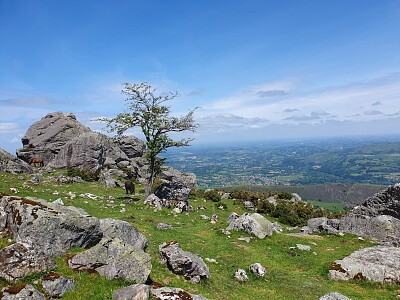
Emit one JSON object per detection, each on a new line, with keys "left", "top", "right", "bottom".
{"left": 1, "top": 0, "right": 400, "bottom": 153}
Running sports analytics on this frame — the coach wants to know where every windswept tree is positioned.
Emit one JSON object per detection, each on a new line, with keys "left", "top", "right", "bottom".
{"left": 98, "top": 82, "right": 197, "bottom": 197}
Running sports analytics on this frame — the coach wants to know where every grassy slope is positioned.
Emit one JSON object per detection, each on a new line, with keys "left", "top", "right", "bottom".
{"left": 0, "top": 171, "right": 398, "bottom": 300}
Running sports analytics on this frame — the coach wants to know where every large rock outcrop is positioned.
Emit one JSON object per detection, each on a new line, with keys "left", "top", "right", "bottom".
{"left": 339, "top": 184, "right": 400, "bottom": 244}
{"left": 0, "top": 195, "right": 151, "bottom": 282}
{"left": 0, "top": 148, "right": 33, "bottom": 174}
{"left": 15, "top": 112, "right": 196, "bottom": 190}
{"left": 329, "top": 246, "right": 400, "bottom": 283}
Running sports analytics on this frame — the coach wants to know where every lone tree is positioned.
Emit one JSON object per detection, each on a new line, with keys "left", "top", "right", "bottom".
{"left": 98, "top": 82, "right": 197, "bottom": 197}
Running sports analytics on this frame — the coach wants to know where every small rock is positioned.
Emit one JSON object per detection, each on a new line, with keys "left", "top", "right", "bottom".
{"left": 296, "top": 244, "right": 311, "bottom": 251}
{"left": 112, "top": 283, "right": 150, "bottom": 300}
{"left": 238, "top": 237, "right": 252, "bottom": 243}
{"left": 157, "top": 223, "right": 173, "bottom": 230}
{"left": 249, "top": 263, "right": 266, "bottom": 277}
{"left": 53, "top": 198, "right": 64, "bottom": 205}
{"left": 234, "top": 269, "right": 248, "bottom": 282}
{"left": 42, "top": 275, "right": 75, "bottom": 298}
{"left": 319, "top": 292, "right": 351, "bottom": 300}
{"left": 205, "top": 258, "right": 217, "bottom": 263}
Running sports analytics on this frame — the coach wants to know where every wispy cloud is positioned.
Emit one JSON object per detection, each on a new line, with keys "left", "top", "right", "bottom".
{"left": 257, "top": 90, "right": 288, "bottom": 97}
{"left": 204, "top": 73, "right": 400, "bottom": 126}
{"left": 372, "top": 101, "right": 383, "bottom": 106}
{"left": 0, "top": 123, "right": 20, "bottom": 133}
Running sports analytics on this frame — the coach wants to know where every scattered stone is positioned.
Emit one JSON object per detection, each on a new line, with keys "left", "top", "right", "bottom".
{"left": 42, "top": 274, "right": 75, "bottom": 298}
{"left": 79, "top": 193, "right": 98, "bottom": 199}
{"left": 210, "top": 214, "right": 218, "bottom": 223}
{"left": 159, "top": 241, "right": 210, "bottom": 283}
{"left": 329, "top": 246, "right": 400, "bottom": 283}
{"left": 112, "top": 283, "right": 150, "bottom": 300}
{"left": 319, "top": 292, "right": 351, "bottom": 300}
{"left": 200, "top": 215, "right": 210, "bottom": 220}
{"left": 249, "top": 263, "right": 266, "bottom": 277}
{"left": 205, "top": 258, "right": 217, "bottom": 263}
{"left": 238, "top": 237, "right": 252, "bottom": 243}
{"left": 296, "top": 244, "right": 311, "bottom": 251}
{"left": 9, "top": 188, "right": 19, "bottom": 194}
{"left": 234, "top": 269, "right": 248, "bottom": 282}
{"left": 52, "top": 198, "right": 64, "bottom": 205}
{"left": 243, "top": 201, "right": 255, "bottom": 210}
{"left": 157, "top": 223, "right": 173, "bottom": 230}
{"left": 221, "top": 229, "right": 231, "bottom": 235}
{"left": 0, "top": 284, "right": 46, "bottom": 300}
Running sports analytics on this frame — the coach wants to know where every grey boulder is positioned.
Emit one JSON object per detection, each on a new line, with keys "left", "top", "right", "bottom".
{"left": 329, "top": 246, "right": 400, "bottom": 283}
{"left": 112, "top": 283, "right": 150, "bottom": 300}
{"left": 159, "top": 241, "right": 210, "bottom": 283}
{"left": 68, "top": 237, "right": 152, "bottom": 283}
{"left": 0, "top": 243, "right": 56, "bottom": 282}
{"left": 227, "top": 213, "right": 275, "bottom": 239}
{"left": 0, "top": 195, "right": 102, "bottom": 257}
{"left": 0, "top": 148, "right": 33, "bottom": 174}
{"left": 42, "top": 274, "right": 75, "bottom": 298}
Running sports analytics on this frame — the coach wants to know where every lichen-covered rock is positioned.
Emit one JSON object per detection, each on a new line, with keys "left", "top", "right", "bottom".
{"left": 0, "top": 195, "right": 102, "bottom": 256}
{"left": 68, "top": 237, "right": 152, "bottom": 283}
{"left": 159, "top": 241, "right": 210, "bottom": 283}
{"left": 0, "top": 243, "right": 56, "bottom": 282}
{"left": 112, "top": 284, "right": 150, "bottom": 300}
{"left": 227, "top": 213, "right": 275, "bottom": 239}
{"left": 0, "top": 284, "right": 46, "bottom": 300}
{"left": 151, "top": 287, "right": 209, "bottom": 300}
{"left": 155, "top": 181, "right": 191, "bottom": 203}
{"left": 329, "top": 246, "right": 400, "bottom": 283}
{"left": 0, "top": 148, "right": 33, "bottom": 174}
{"left": 99, "top": 218, "right": 148, "bottom": 250}
{"left": 319, "top": 292, "right": 351, "bottom": 300}
{"left": 42, "top": 274, "right": 75, "bottom": 298}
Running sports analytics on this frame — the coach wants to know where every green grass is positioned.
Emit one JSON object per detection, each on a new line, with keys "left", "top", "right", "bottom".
{"left": 0, "top": 170, "right": 398, "bottom": 299}
{"left": 306, "top": 200, "right": 346, "bottom": 212}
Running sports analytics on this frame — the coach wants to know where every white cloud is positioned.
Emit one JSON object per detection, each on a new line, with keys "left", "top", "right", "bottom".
{"left": 203, "top": 73, "right": 400, "bottom": 126}
{"left": 0, "top": 123, "right": 20, "bottom": 133}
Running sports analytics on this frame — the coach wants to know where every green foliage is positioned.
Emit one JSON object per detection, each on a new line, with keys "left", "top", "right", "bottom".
{"left": 204, "top": 189, "right": 221, "bottom": 202}
{"left": 66, "top": 167, "right": 99, "bottom": 181}
{"left": 97, "top": 82, "right": 197, "bottom": 197}
{"left": 278, "top": 191, "right": 292, "bottom": 200}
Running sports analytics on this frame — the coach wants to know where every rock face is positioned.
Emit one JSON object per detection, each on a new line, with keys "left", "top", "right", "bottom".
{"left": 329, "top": 246, "right": 400, "bottom": 283}
{"left": 0, "top": 148, "right": 33, "bottom": 174}
{"left": 227, "top": 213, "right": 275, "bottom": 239}
{"left": 159, "top": 241, "right": 210, "bottom": 283}
{"left": 15, "top": 112, "right": 196, "bottom": 190}
{"left": 339, "top": 184, "right": 400, "bottom": 244}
